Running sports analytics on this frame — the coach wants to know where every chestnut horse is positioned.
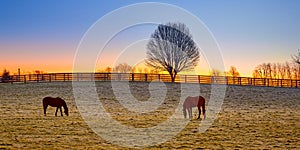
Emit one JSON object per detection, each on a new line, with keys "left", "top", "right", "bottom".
{"left": 183, "top": 96, "right": 206, "bottom": 119}
{"left": 43, "top": 97, "right": 68, "bottom": 116}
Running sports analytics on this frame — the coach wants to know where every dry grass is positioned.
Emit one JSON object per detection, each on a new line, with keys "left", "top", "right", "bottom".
{"left": 0, "top": 82, "right": 299, "bottom": 149}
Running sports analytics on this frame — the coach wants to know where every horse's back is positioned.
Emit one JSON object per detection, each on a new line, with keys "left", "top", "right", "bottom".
{"left": 43, "top": 96, "right": 51, "bottom": 102}
{"left": 184, "top": 96, "right": 198, "bottom": 107}
{"left": 43, "top": 97, "right": 64, "bottom": 107}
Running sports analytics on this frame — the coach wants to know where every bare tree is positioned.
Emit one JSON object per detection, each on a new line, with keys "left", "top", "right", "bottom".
{"left": 253, "top": 63, "right": 266, "bottom": 78}
{"left": 277, "top": 63, "right": 285, "bottom": 79}
{"left": 35, "top": 70, "right": 43, "bottom": 74}
{"left": 252, "top": 69, "right": 261, "bottom": 78}
{"left": 145, "top": 22, "right": 200, "bottom": 82}
{"left": 257, "top": 64, "right": 265, "bottom": 78}
{"left": 227, "top": 66, "right": 240, "bottom": 77}
{"left": 271, "top": 63, "right": 278, "bottom": 79}
{"left": 114, "top": 63, "right": 132, "bottom": 73}
{"left": 285, "top": 62, "right": 292, "bottom": 79}
{"left": 266, "top": 63, "right": 272, "bottom": 78}
{"left": 291, "top": 49, "right": 300, "bottom": 64}
{"left": 210, "top": 69, "right": 221, "bottom": 77}
{"left": 1, "top": 69, "right": 11, "bottom": 83}
{"left": 292, "top": 63, "right": 300, "bottom": 80}
{"left": 227, "top": 66, "right": 240, "bottom": 84}
{"left": 253, "top": 63, "right": 272, "bottom": 78}
{"left": 104, "top": 66, "right": 112, "bottom": 73}
{"left": 291, "top": 49, "right": 300, "bottom": 79}
{"left": 131, "top": 66, "right": 136, "bottom": 73}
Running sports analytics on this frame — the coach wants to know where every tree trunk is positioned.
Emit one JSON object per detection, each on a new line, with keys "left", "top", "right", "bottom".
{"left": 168, "top": 71, "right": 177, "bottom": 83}
{"left": 171, "top": 76, "right": 175, "bottom": 82}
{"left": 170, "top": 72, "right": 177, "bottom": 83}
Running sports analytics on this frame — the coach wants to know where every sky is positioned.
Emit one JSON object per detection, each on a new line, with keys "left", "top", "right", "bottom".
{"left": 0, "top": 0, "right": 300, "bottom": 76}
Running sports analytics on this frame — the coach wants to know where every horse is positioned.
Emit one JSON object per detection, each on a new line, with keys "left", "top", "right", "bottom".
{"left": 183, "top": 96, "right": 206, "bottom": 120}
{"left": 43, "top": 97, "right": 68, "bottom": 116}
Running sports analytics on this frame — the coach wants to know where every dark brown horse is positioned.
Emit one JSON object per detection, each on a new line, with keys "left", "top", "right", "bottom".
{"left": 43, "top": 97, "right": 68, "bottom": 116}
{"left": 183, "top": 96, "right": 206, "bottom": 120}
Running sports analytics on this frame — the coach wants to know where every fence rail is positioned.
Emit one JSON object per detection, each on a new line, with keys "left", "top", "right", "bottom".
{"left": 0, "top": 72, "right": 299, "bottom": 88}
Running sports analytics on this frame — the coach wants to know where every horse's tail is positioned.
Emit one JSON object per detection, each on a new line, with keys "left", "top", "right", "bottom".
{"left": 201, "top": 96, "right": 206, "bottom": 119}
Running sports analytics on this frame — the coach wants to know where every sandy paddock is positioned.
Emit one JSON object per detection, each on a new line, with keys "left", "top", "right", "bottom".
{"left": 0, "top": 82, "right": 299, "bottom": 149}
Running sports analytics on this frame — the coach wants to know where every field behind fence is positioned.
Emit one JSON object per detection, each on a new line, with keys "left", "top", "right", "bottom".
{"left": 0, "top": 72, "right": 299, "bottom": 88}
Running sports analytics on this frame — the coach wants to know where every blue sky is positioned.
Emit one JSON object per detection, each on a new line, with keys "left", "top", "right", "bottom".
{"left": 0, "top": 0, "right": 300, "bottom": 76}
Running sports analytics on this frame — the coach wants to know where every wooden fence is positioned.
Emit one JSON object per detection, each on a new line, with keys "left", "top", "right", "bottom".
{"left": 0, "top": 72, "right": 299, "bottom": 88}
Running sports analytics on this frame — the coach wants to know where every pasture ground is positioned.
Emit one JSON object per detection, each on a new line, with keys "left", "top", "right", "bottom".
{"left": 0, "top": 82, "right": 299, "bottom": 149}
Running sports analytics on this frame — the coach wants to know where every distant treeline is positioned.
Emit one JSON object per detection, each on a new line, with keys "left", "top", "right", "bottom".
{"left": 253, "top": 50, "right": 300, "bottom": 80}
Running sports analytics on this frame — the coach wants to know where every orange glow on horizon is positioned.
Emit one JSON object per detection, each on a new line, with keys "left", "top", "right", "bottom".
{"left": 1, "top": 64, "right": 253, "bottom": 77}
{"left": 1, "top": 55, "right": 253, "bottom": 77}
{"left": 1, "top": 42, "right": 253, "bottom": 77}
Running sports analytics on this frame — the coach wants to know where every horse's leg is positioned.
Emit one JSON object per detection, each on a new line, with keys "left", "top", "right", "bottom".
{"left": 55, "top": 107, "right": 59, "bottom": 116}
{"left": 197, "top": 106, "right": 201, "bottom": 119}
{"left": 43, "top": 105, "right": 48, "bottom": 116}
{"left": 188, "top": 108, "right": 192, "bottom": 120}
{"left": 60, "top": 107, "right": 63, "bottom": 116}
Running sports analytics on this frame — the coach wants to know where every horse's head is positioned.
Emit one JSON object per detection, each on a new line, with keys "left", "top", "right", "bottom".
{"left": 64, "top": 107, "right": 69, "bottom": 116}
{"left": 57, "top": 97, "right": 69, "bottom": 116}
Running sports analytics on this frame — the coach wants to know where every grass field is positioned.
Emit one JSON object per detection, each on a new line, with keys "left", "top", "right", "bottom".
{"left": 0, "top": 82, "right": 299, "bottom": 149}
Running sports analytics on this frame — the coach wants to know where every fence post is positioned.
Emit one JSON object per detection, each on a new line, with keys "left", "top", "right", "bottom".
{"left": 132, "top": 73, "right": 134, "bottom": 81}
{"left": 145, "top": 74, "right": 148, "bottom": 82}
{"left": 24, "top": 75, "right": 26, "bottom": 83}
{"left": 158, "top": 74, "right": 160, "bottom": 82}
